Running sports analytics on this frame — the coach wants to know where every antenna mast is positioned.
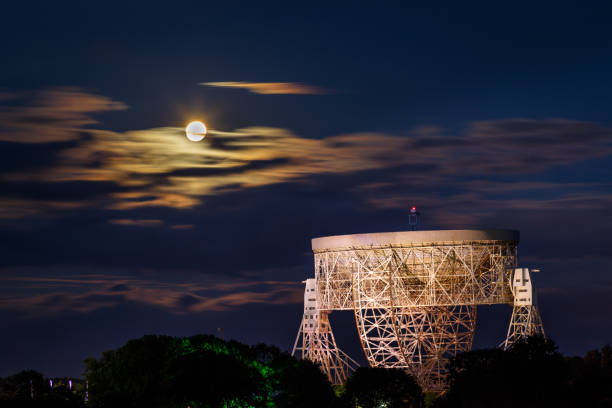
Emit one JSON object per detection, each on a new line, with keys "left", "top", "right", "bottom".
{"left": 408, "top": 205, "right": 420, "bottom": 230}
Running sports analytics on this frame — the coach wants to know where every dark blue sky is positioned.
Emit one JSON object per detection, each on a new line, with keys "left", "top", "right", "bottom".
{"left": 1, "top": 1, "right": 611, "bottom": 377}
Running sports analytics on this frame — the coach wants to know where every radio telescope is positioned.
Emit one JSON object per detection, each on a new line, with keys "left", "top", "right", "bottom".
{"left": 292, "top": 229, "right": 545, "bottom": 392}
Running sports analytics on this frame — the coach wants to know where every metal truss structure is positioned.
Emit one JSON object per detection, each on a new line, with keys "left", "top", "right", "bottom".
{"left": 292, "top": 230, "right": 546, "bottom": 393}
{"left": 502, "top": 267, "right": 545, "bottom": 349}
{"left": 292, "top": 279, "right": 359, "bottom": 384}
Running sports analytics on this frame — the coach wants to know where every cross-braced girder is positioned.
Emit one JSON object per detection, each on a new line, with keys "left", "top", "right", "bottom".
{"left": 292, "top": 279, "right": 358, "bottom": 384}
{"left": 316, "top": 243, "right": 517, "bottom": 310}
{"left": 393, "top": 305, "right": 476, "bottom": 392}
{"left": 294, "top": 231, "right": 545, "bottom": 393}
{"left": 503, "top": 305, "right": 545, "bottom": 349}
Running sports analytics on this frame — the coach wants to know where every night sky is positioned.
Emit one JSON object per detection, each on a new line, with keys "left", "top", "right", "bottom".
{"left": 1, "top": 1, "right": 611, "bottom": 378}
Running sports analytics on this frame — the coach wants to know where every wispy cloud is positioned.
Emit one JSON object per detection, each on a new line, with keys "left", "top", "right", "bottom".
{"left": 108, "top": 218, "right": 194, "bottom": 229}
{"left": 0, "top": 88, "right": 127, "bottom": 143}
{"left": 200, "top": 81, "right": 330, "bottom": 95}
{"left": 109, "top": 219, "right": 164, "bottom": 227}
{"left": 0, "top": 271, "right": 303, "bottom": 316}
{"left": 0, "top": 88, "right": 611, "bottom": 225}
{"left": 1, "top": 88, "right": 611, "bottom": 323}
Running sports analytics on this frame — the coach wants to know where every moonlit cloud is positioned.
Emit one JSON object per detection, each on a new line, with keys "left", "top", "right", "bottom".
{"left": 0, "top": 88, "right": 127, "bottom": 143}
{"left": 201, "top": 81, "right": 330, "bottom": 95}
{"left": 1, "top": 88, "right": 611, "bottom": 230}
{"left": 0, "top": 198, "right": 86, "bottom": 219}
{"left": 109, "top": 219, "right": 164, "bottom": 227}
{"left": 0, "top": 87, "right": 611, "bottom": 334}
{"left": 0, "top": 271, "right": 303, "bottom": 316}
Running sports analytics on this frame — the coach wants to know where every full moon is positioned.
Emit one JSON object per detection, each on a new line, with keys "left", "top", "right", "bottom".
{"left": 185, "top": 121, "right": 207, "bottom": 142}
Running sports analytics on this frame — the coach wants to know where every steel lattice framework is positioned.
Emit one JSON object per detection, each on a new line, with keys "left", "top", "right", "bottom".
{"left": 292, "top": 279, "right": 359, "bottom": 384}
{"left": 292, "top": 230, "right": 546, "bottom": 393}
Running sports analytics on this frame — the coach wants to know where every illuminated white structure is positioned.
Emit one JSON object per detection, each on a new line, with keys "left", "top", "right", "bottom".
{"left": 502, "top": 267, "right": 545, "bottom": 348}
{"left": 292, "top": 279, "right": 359, "bottom": 384}
{"left": 292, "top": 229, "right": 545, "bottom": 392}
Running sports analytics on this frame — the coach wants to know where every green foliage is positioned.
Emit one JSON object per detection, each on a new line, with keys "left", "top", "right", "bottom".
{"left": 342, "top": 367, "right": 423, "bottom": 408}
{"left": 173, "top": 344, "right": 269, "bottom": 406}
{"left": 84, "top": 334, "right": 336, "bottom": 408}
{"left": 8, "top": 334, "right": 610, "bottom": 408}
{"left": 333, "top": 384, "right": 346, "bottom": 398}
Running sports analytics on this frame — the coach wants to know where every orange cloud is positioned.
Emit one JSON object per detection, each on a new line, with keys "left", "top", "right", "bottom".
{"left": 0, "top": 198, "right": 86, "bottom": 219}
{"left": 201, "top": 81, "right": 329, "bottom": 95}
{"left": 170, "top": 224, "right": 194, "bottom": 230}
{"left": 0, "top": 88, "right": 127, "bottom": 143}
{"left": 109, "top": 219, "right": 164, "bottom": 227}
{"left": 1, "top": 88, "right": 611, "bottom": 221}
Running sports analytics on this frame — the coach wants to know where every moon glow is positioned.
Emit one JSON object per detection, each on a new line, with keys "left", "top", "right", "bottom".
{"left": 186, "top": 121, "right": 207, "bottom": 142}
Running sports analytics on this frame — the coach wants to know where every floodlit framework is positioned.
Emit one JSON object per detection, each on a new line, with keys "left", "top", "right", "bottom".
{"left": 292, "top": 279, "right": 359, "bottom": 384}
{"left": 292, "top": 230, "right": 545, "bottom": 392}
{"left": 502, "top": 267, "right": 545, "bottom": 349}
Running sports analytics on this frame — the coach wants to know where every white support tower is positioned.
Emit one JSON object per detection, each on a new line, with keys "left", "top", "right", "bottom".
{"left": 502, "top": 267, "right": 545, "bottom": 349}
{"left": 292, "top": 279, "right": 359, "bottom": 384}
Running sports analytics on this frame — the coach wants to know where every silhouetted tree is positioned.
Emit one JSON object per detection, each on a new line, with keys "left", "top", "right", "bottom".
{"left": 0, "top": 370, "right": 84, "bottom": 407}
{"left": 0, "top": 370, "right": 44, "bottom": 402}
{"left": 170, "top": 350, "right": 263, "bottom": 407}
{"left": 567, "top": 344, "right": 612, "bottom": 407}
{"left": 85, "top": 334, "right": 271, "bottom": 408}
{"left": 342, "top": 367, "right": 423, "bottom": 408}
{"left": 438, "top": 335, "right": 569, "bottom": 408}
{"left": 84, "top": 334, "right": 337, "bottom": 407}
{"left": 270, "top": 354, "right": 336, "bottom": 408}
{"left": 84, "top": 335, "right": 176, "bottom": 408}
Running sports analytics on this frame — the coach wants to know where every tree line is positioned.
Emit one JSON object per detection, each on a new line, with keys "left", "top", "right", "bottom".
{"left": 1, "top": 335, "right": 610, "bottom": 407}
